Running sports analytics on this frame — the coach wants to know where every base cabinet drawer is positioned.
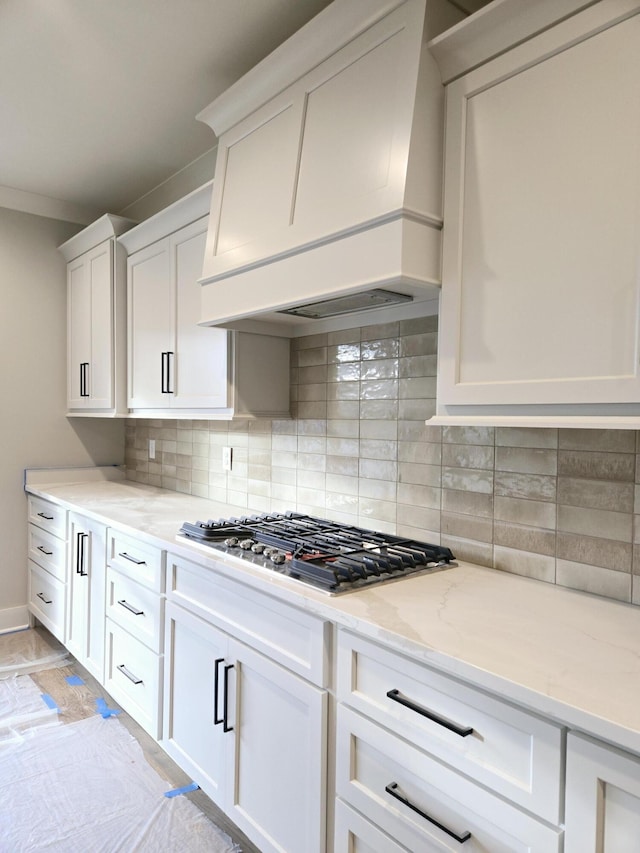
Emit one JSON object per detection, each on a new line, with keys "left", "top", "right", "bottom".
{"left": 28, "top": 495, "right": 67, "bottom": 539}
{"left": 28, "top": 525, "right": 67, "bottom": 582}
{"left": 337, "top": 629, "right": 562, "bottom": 823}
{"left": 104, "top": 618, "right": 162, "bottom": 738}
{"left": 335, "top": 800, "right": 410, "bottom": 853}
{"left": 108, "top": 530, "right": 164, "bottom": 592}
{"left": 336, "top": 705, "right": 563, "bottom": 853}
{"left": 106, "top": 567, "right": 163, "bottom": 652}
{"left": 29, "top": 560, "right": 66, "bottom": 643}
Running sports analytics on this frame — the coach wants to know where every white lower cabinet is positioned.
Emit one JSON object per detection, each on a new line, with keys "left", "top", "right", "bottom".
{"left": 335, "top": 705, "right": 562, "bottom": 853}
{"left": 163, "top": 593, "right": 328, "bottom": 853}
{"left": 565, "top": 732, "right": 640, "bottom": 853}
{"left": 335, "top": 799, "right": 410, "bottom": 853}
{"left": 27, "top": 497, "right": 68, "bottom": 643}
{"left": 66, "top": 513, "right": 107, "bottom": 682}
{"left": 102, "top": 529, "right": 165, "bottom": 738}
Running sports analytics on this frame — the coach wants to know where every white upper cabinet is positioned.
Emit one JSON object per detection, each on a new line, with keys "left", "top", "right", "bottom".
{"left": 432, "top": 1, "right": 640, "bottom": 428}
{"left": 59, "top": 215, "right": 135, "bottom": 415}
{"left": 196, "top": 0, "right": 453, "bottom": 335}
{"left": 120, "top": 183, "right": 290, "bottom": 418}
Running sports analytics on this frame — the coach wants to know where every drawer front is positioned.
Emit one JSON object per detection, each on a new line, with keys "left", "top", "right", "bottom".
{"left": 104, "top": 618, "right": 161, "bottom": 738}
{"left": 337, "top": 630, "right": 562, "bottom": 823}
{"left": 335, "top": 799, "right": 410, "bottom": 853}
{"left": 27, "top": 495, "right": 67, "bottom": 539}
{"left": 337, "top": 705, "right": 562, "bottom": 853}
{"left": 167, "top": 551, "right": 328, "bottom": 686}
{"left": 108, "top": 529, "right": 164, "bottom": 593}
{"left": 29, "top": 560, "right": 66, "bottom": 643}
{"left": 106, "top": 567, "right": 163, "bottom": 653}
{"left": 28, "top": 525, "right": 67, "bottom": 582}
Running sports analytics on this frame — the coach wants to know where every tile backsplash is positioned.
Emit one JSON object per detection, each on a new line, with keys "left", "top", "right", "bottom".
{"left": 125, "top": 315, "right": 639, "bottom": 607}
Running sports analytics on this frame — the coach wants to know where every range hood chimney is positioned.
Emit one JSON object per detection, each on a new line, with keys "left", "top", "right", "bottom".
{"left": 196, "top": 0, "right": 447, "bottom": 336}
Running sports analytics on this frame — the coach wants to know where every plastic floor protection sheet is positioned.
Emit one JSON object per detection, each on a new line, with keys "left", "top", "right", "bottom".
{"left": 0, "top": 714, "right": 241, "bottom": 853}
{"left": 0, "top": 674, "right": 59, "bottom": 741}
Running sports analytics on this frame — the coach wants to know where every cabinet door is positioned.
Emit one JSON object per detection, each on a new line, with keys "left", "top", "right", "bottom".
{"left": 565, "top": 732, "right": 640, "bottom": 853}
{"left": 172, "top": 218, "right": 229, "bottom": 409}
{"left": 87, "top": 239, "right": 114, "bottom": 408}
{"left": 67, "top": 240, "right": 114, "bottom": 410}
{"left": 127, "top": 238, "right": 173, "bottom": 408}
{"left": 227, "top": 638, "right": 328, "bottom": 853}
{"left": 438, "top": 9, "right": 640, "bottom": 411}
{"left": 67, "top": 254, "right": 91, "bottom": 408}
{"left": 67, "top": 513, "right": 107, "bottom": 682}
{"left": 162, "top": 601, "right": 229, "bottom": 807}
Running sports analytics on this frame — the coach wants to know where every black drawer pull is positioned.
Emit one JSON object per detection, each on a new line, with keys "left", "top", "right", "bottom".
{"left": 117, "top": 664, "right": 143, "bottom": 685}
{"left": 37, "top": 545, "right": 53, "bottom": 556}
{"left": 385, "top": 782, "right": 471, "bottom": 844}
{"left": 387, "top": 689, "right": 474, "bottom": 738}
{"left": 214, "top": 658, "right": 224, "bottom": 725}
{"left": 118, "top": 599, "right": 144, "bottom": 616}
{"left": 37, "top": 512, "right": 54, "bottom": 520}
{"left": 118, "top": 552, "right": 146, "bottom": 565}
{"left": 36, "top": 592, "right": 53, "bottom": 605}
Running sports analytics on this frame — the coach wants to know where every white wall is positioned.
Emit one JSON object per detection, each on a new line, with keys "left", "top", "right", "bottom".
{"left": 0, "top": 207, "right": 124, "bottom": 632}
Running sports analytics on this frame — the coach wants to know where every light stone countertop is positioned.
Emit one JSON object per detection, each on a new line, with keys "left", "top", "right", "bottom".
{"left": 25, "top": 470, "right": 640, "bottom": 757}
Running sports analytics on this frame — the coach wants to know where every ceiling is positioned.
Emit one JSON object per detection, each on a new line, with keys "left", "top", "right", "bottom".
{"left": 0, "top": 0, "right": 489, "bottom": 224}
{"left": 0, "top": 0, "right": 332, "bottom": 219}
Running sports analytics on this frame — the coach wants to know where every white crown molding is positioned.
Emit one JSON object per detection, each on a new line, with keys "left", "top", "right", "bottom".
{"left": 0, "top": 184, "right": 102, "bottom": 225}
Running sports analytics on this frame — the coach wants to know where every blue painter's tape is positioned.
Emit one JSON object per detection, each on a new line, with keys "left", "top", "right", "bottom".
{"left": 65, "top": 675, "right": 84, "bottom": 686}
{"left": 164, "top": 781, "right": 199, "bottom": 798}
{"left": 95, "top": 697, "right": 121, "bottom": 718}
{"left": 41, "top": 693, "right": 60, "bottom": 713}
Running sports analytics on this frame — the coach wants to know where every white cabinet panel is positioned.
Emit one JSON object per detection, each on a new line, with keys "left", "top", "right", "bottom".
{"left": 28, "top": 561, "right": 66, "bottom": 643}
{"left": 565, "top": 732, "right": 640, "bottom": 853}
{"left": 67, "top": 513, "right": 107, "bottom": 682}
{"left": 127, "top": 239, "right": 173, "bottom": 409}
{"left": 436, "top": 5, "right": 640, "bottom": 421}
{"left": 337, "top": 705, "right": 562, "bottom": 853}
{"left": 60, "top": 213, "right": 134, "bottom": 416}
{"left": 163, "top": 600, "right": 228, "bottom": 806}
{"left": 337, "top": 629, "right": 562, "bottom": 823}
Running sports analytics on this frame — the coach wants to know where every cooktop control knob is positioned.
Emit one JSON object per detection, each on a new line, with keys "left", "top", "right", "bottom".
{"left": 270, "top": 550, "right": 286, "bottom": 565}
{"left": 240, "top": 538, "right": 255, "bottom": 550}
{"left": 224, "top": 537, "right": 239, "bottom": 547}
{"left": 251, "top": 542, "right": 266, "bottom": 554}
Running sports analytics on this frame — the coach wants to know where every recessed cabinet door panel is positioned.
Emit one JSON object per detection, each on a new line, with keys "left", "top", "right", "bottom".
{"left": 127, "top": 239, "right": 172, "bottom": 408}
{"left": 294, "top": 27, "right": 403, "bottom": 229}
{"left": 67, "top": 256, "right": 91, "bottom": 408}
{"left": 87, "top": 242, "right": 113, "bottom": 408}
{"left": 172, "top": 220, "right": 229, "bottom": 409}
{"left": 228, "top": 639, "right": 327, "bottom": 853}
{"left": 565, "top": 733, "right": 640, "bottom": 853}
{"left": 214, "top": 102, "right": 300, "bottom": 262}
{"left": 439, "top": 11, "right": 640, "bottom": 406}
{"left": 162, "top": 602, "right": 228, "bottom": 807}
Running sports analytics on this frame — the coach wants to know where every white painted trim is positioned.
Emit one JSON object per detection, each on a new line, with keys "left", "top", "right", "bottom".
{"left": 429, "top": 414, "right": 640, "bottom": 429}
{"left": 0, "top": 185, "right": 102, "bottom": 226}
{"left": 118, "top": 182, "right": 213, "bottom": 254}
{"left": 58, "top": 214, "right": 137, "bottom": 261}
{"left": 196, "top": 0, "right": 408, "bottom": 135}
{"left": 0, "top": 606, "right": 30, "bottom": 635}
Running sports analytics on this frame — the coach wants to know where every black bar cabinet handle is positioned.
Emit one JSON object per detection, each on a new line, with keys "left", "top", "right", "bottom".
{"left": 36, "top": 592, "right": 53, "bottom": 605}
{"left": 118, "top": 552, "right": 146, "bottom": 565}
{"left": 118, "top": 599, "right": 144, "bottom": 616}
{"left": 167, "top": 351, "right": 174, "bottom": 394}
{"left": 37, "top": 512, "right": 54, "bottom": 520}
{"left": 80, "top": 362, "right": 90, "bottom": 397}
{"left": 161, "top": 352, "right": 167, "bottom": 393}
{"left": 223, "top": 663, "right": 234, "bottom": 732}
{"left": 386, "top": 689, "right": 474, "bottom": 738}
{"left": 37, "top": 545, "right": 53, "bottom": 556}
{"left": 117, "top": 664, "right": 143, "bottom": 685}
{"left": 214, "top": 658, "right": 224, "bottom": 725}
{"left": 77, "top": 532, "right": 88, "bottom": 576}
{"left": 385, "top": 782, "right": 471, "bottom": 844}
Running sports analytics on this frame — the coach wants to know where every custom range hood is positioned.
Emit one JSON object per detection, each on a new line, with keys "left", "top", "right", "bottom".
{"left": 196, "top": 0, "right": 452, "bottom": 336}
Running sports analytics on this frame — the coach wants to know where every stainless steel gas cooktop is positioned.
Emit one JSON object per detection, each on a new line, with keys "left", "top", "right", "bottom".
{"left": 178, "top": 511, "right": 455, "bottom": 595}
